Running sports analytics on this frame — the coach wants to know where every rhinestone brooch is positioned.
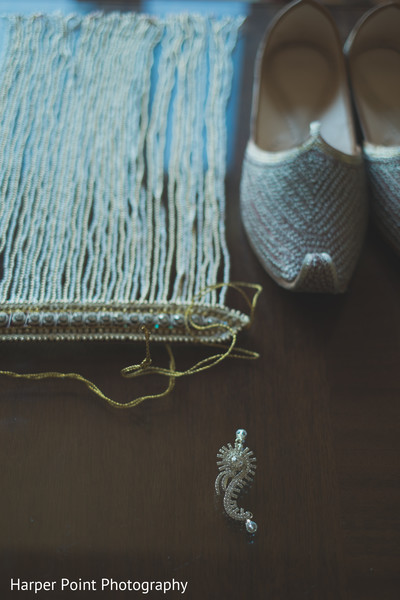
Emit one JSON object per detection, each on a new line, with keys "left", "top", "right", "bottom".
{"left": 215, "top": 429, "right": 257, "bottom": 534}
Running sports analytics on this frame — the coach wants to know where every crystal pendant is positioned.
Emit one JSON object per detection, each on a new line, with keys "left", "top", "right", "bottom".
{"left": 245, "top": 519, "right": 258, "bottom": 534}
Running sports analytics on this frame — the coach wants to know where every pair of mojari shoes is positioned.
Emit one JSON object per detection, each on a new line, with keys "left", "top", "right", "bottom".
{"left": 240, "top": 0, "right": 400, "bottom": 293}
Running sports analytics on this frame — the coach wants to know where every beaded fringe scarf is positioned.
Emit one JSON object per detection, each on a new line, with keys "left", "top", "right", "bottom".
{"left": 0, "top": 12, "right": 248, "bottom": 344}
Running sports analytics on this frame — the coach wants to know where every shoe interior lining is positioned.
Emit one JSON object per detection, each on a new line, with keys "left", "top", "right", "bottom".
{"left": 257, "top": 43, "right": 355, "bottom": 154}
{"left": 351, "top": 49, "right": 400, "bottom": 146}
{"left": 255, "top": 3, "right": 356, "bottom": 155}
{"left": 348, "top": 6, "right": 400, "bottom": 57}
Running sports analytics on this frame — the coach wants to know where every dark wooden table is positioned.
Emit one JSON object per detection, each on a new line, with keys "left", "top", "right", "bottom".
{"left": 0, "top": 1, "right": 399, "bottom": 599}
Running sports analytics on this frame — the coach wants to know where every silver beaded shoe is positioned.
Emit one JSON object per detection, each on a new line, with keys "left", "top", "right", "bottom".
{"left": 345, "top": 2, "right": 400, "bottom": 255}
{"left": 240, "top": 0, "right": 367, "bottom": 293}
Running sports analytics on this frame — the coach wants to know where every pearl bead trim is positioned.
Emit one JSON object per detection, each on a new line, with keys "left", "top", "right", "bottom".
{"left": 0, "top": 302, "right": 249, "bottom": 343}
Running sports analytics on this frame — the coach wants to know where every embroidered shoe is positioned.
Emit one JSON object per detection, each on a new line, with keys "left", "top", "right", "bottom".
{"left": 345, "top": 2, "right": 400, "bottom": 255}
{"left": 240, "top": 0, "right": 367, "bottom": 293}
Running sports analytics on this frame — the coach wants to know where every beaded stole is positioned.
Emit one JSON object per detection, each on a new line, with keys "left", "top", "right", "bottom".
{"left": 0, "top": 13, "right": 248, "bottom": 345}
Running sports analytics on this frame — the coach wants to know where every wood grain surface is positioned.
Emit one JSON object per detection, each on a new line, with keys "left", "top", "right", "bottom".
{"left": 0, "top": 2, "right": 399, "bottom": 599}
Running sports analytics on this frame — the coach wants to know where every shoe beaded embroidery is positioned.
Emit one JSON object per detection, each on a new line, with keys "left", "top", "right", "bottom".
{"left": 241, "top": 127, "right": 367, "bottom": 293}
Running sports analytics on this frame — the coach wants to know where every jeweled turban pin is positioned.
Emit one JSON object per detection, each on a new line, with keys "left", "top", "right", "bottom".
{"left": 215, "top": 429, "right": 257, "bottom": 534}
